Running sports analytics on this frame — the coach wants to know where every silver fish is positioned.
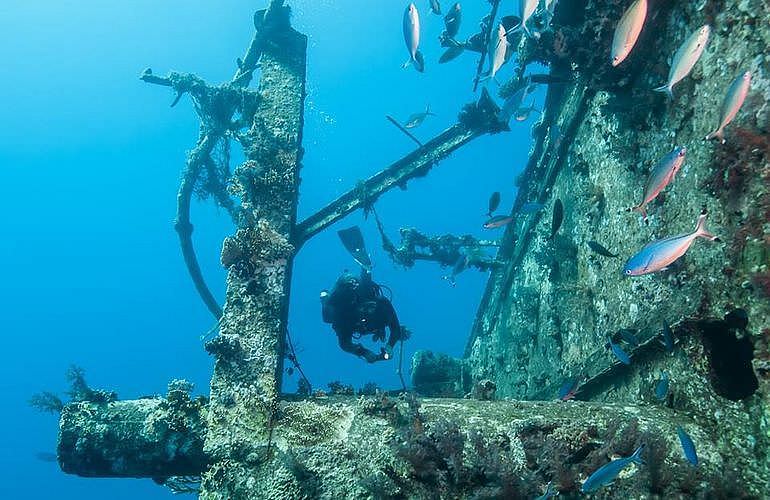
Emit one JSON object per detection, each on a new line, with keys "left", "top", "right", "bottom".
{"left": 403, "top": 3, "right": 424, "bottom": 72}
{"left": 404, "top": 105, "right": 436, "bottom": 128}
{"left": 486, "top": 23, "right": 509, "bottom": 83}
{"left": 654, "top": 25, "right": 710, "bottom": 98}
{"left": 498, "top": 83, "right": 536, "bottom": 123}
{"left": 706, "top": 71, "right": 751, "bottom": 143}
{"left": 630, "top": 146, "right": 686, "bottom": 221}
{"left": 429, "top": 0, "right": 441, "bottom": 15}
{"left": 444, "top": 3, "right": 461, "bottom": 38}
{"left": 514, "top": 101, "right": 540, "bottom": 121}
{"left": 521, "top": 0, "right": 538, "bottom": 37}
{"left": 623, "top": 212, "right": 717, "bottom": 276}
{"left": 611, "top": 0, "right": 647, "bottom": 67}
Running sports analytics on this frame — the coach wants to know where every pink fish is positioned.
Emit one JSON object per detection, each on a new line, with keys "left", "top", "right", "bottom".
{"left": 630, "top": 146, "right": 686, "bottom": 221}
{"left": 653, "top": 25, "right": 710, "bottom": 99}
{"left": 706, "top": 71, "right": 751, "bottom": 143}
{"left": 611, "top": 0, "right": 648, "bottom": 67}
{"left": 623, "top": 212, "right": 718, "bottom": 276}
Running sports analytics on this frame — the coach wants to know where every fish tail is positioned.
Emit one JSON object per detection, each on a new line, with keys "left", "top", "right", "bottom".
{"left": 630, "top": 444, "right": 646, "bottom": 464}
{"left": 705, "top": 128, "right": 724, "bottom": 143}
{"left": 413, "top": 51, "right": 425, "bottom": 72}
{"left": 694, "top": 212, "right": 717, "bottom": 241}
{"left": 652, "top": 84, "right": 673, "bottom": 99}
{"left": 630, "top": 204, "right": 648, "bottom": 222}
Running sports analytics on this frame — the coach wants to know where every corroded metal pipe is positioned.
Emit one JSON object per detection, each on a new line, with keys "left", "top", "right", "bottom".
{"left": 58, "top": 399, "right": 208, "bottom": 478}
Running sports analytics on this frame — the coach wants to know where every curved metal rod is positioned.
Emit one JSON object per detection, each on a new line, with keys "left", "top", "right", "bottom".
{"left": 176, "top": 134, "right": 223, "bottom": 319}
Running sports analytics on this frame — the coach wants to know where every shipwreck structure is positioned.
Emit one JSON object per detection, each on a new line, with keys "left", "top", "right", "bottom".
{"left": 54, "top": 0, "right": 769, "bottom": 497}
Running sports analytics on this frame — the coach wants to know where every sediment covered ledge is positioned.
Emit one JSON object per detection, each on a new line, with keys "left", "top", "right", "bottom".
{"left": 58, "top": 396, "right": 208, "bottom": 478}
{"left": 58, "top": 395, "right": 760, "bottom": 497}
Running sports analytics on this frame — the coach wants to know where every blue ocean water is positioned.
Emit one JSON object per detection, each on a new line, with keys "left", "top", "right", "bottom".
{"left": 0, "top": 1, "right": 536, "bottom": 497}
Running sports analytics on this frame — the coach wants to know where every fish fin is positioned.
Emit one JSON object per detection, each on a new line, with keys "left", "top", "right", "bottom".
{"left": 402, "top": 58, "right": 412, "bottom": 69}
{"left": 694, "top": 213, "right": 717, "bottom": 241}
{"left": 705, "top": 128, "right": 724, "bottom": 143}
{"left": 652, "top": 84, "right": 674, "bottom": 99}
{"left": 630, "top": 444, "right": 646, "bottom": 464}
{"left": 504, "top": 24, "right": 522, "bottom": 36}
{"left": 630, "top": 205, "right": 649, "bottom": 224}
{"left": 413, "top": 51, "right": 425, "bottom": 73}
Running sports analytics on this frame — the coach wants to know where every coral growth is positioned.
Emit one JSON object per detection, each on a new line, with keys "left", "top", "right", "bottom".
{"left": 28, "top": 391, "right": 64, "bottom": 413}
{"left": 31, "top": 365, "right": 116, "bottom": 414}
{"left": 708, "top": 127, "right": 769, "bottom": 205}
{"left": 751, "top": 272, "right": 770, "bottom": 298}
{"left": 327, "top": 381, "right": 354, "bottom": 396}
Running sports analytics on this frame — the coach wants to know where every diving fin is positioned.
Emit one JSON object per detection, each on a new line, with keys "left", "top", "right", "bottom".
{"left": 337, "top": 226, "right": 372, "bottom": 270}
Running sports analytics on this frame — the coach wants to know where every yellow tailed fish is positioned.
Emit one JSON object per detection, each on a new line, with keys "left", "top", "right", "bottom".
{"left": 706, "top": 71, "right": 751, "bottom": 143}
{"left": 653, "top": 25, "right": 710, "bottom": 99}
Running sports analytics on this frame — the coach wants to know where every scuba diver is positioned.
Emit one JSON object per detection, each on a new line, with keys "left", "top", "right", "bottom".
{"left": 320, "top": 226, "right": 404, "bottom": 363}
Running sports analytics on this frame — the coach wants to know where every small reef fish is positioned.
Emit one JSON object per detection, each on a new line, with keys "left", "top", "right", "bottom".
{"left": 487, "top": 191, "right": 501, "bottom": 216}
{"left": 520, "top": 0, "right": 538, "bottom": 38}
{"left": 514, "top": 102, "right": 541, "bottom": 121}
{"left": 661, "top": 319, "right": 675, "bottom": 353}
{"left": 588, "top": 240, "right": 618, "bottom": 258}
{"left": 630, "top": 146, "right": 687, "bottom": 221}
{"left": 429, "top": 0, "right": 441, "bottom": 15}
{"left": 611, "top": 0, "right": 647, "bottom": 67}
{"left": 608, "top": 336, "right": 631, "bottom": 365}
{"left": 549, "top": 199, "right": 563, "bottom": 240}
{"left": 581, "top": 444, "right": 645, "bottom": 493}
{"left": 403, "top": 4, "right": 425, "bottom": 72}
{"left": 706, "top": 71, "right": 751, "bottom": 143}
{"left": 618, "top": 328, "right": 640, "bottom": 347}
{"left": 404, "top": 105, "right": 436, "bottom": 128}
{"left": 521, "top": 202, "right": 545, "bottom": 213}
{"left": 623, "top": 211, "right": 717, "bottom": 276}
{"left": 654, "top": 25, "right": 711, "bottom": 99}
{"left": 498, "top": 84, "right": 535, "bottom": 123}
{"left": 443, "top": 254, "right": 469, "bottom": 287}
{"left": 535, "top": 481, "right": 559, "bottom": 499}
{"left": 484, "top": 23, "right": 509, "bottom": 83}
{"left": 558, "top": 378, "right": 580, "bottom": 401}
{"left": 655, "top": 371, "right": 669, "bottom": 400}
{"left": 677, "top": 427, "right": 698, "bottom": 466}
{"left": 444, "top": 2, "right": 461, "bottom": 38}
{"left": 484, "top": 215, "right": 514, "bottom": 229}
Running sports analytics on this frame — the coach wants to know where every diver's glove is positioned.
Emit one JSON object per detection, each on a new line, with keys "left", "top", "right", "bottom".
{"left": 380, "top": 345, "right": 393, "bottom": 361}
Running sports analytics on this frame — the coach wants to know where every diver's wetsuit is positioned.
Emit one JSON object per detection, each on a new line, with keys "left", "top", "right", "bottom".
{"left": 320, "top": 270, "right": 401, "bottom": 363}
